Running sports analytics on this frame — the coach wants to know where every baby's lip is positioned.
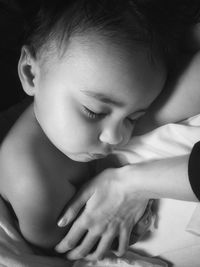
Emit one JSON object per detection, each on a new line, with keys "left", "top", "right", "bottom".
{"left": 91, "top": 153, "right": 109, "bottom": 159}
{"left": 90, "top": 147, "right": 113, "bottom": 159}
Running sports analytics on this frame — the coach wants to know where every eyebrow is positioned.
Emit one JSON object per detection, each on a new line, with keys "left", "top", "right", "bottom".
{"left": 81, "top": 89, "right": 147, "bottom": 114}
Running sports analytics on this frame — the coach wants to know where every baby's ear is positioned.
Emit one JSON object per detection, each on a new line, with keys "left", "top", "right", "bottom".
{"left": 18, "top": 46, "right": 38, "bottom": 96}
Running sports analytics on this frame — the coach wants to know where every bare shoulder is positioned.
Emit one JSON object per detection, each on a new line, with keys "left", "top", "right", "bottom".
{"left": 0, "top": 104, "right": 76, "bottom": 249}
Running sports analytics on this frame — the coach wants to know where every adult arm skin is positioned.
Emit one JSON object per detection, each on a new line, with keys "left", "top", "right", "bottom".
{"left": 134, "top": 22, "right": 200, "bottom": 134}
{"left": 134, "top": 50, "right": 200, "bottom": 134}
{"left": 121, "top": 155, "right": 199, "bottom": 202}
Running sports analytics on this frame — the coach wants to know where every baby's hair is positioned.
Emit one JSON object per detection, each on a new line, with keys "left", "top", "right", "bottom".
{"left": 23, "top": 0, "right": 200, "bottom": 65}
{"left": 25, "top": 0, "right": 153, "bottom": 58}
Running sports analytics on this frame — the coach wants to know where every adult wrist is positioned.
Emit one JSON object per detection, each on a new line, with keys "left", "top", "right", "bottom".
{"left": 120, "top": 155, "right": 198, "bottom": 202}
{"left": 118, "top": 163, "right": 155, "bottom": 200}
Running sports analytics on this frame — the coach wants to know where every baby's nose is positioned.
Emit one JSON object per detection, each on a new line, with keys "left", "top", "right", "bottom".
{"left": 99, "top": 124, "right": 123, "bottom": 146}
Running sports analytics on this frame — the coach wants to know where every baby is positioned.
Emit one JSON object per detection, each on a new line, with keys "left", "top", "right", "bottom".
{"left": 0, "top": 0, "right": 169, "bottom": 261}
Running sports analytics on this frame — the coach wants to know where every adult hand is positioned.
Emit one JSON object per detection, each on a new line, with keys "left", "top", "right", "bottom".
{"left": 55, "top": 167, "right": 149, "bottom": 261}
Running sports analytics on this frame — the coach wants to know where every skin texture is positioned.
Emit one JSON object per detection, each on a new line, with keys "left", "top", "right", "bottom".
{"left": 19, "top": 34, "right": 166, "bottom": 162}
{"left": 20, "top": 34, "right": 165, "bottom": 257}
{"left": 0, "top": 33, "right": 166, "bottom": 259}
{"left": 0, "top": 105, "right": 90, "bottom": 249}
{"left": 1, "top": 16, "right": 200, "bottom": 267}
{"left": 135, "top": 51, "right": 200, "bottom": 134}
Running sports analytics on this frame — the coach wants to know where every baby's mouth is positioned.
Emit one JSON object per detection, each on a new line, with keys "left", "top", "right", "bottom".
{"left": 90, "top": 153, "right": 108, "bottom": 159}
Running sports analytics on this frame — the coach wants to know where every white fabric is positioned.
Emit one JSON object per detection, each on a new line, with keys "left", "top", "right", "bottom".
{"left": 75, "top": 252, "right": 168, "bottom": 267}
{"left": 116, "top": 113, "right": 200, "bottom": 164}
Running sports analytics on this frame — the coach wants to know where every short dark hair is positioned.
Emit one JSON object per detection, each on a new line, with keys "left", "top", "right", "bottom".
{"left": 23, "top": 0, "right": 200, "bottom": 65}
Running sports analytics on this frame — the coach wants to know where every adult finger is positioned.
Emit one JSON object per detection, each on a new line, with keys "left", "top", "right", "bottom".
{"left": 114, "top": 225, "right": 131, "bottom": 257}
{"left": 58, "top": 186, "right": 92, "bottom": 227}
{"left": 85, "top": 224, "right": 118, "bottom": 261}
{"left": 55, "top": 220, "right": 87, "bottom": 253}
{"left": 66, "top": 232, "right": 100, "bottom": 260}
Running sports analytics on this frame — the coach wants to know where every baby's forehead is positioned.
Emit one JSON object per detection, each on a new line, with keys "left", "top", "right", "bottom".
{"left": 38, "top": 32, "right": 165, "bottom": 91}
{"left": 52, "top": 32, "right": 153, "bottom": 64}
{"left": 69, "top": 34, "right": 165, "bottom": 74}
{"left": 39, "top": 29, "right": 139, "bottom": 55}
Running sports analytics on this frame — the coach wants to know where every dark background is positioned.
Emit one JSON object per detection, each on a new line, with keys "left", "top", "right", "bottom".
{"left": 0, "top": 0, "right": 41, "bottom": 111}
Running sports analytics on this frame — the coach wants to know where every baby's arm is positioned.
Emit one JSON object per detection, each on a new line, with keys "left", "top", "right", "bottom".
{"left": 0, "top": 105, "right": 86, "bottom": 251}
{"left": 0, "top": 135, "right": 74, "bottom": 250}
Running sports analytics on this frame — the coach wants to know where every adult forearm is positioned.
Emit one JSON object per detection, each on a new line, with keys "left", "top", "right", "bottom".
{"left": 121, "top": 154, "right": 199, "bottom": 202}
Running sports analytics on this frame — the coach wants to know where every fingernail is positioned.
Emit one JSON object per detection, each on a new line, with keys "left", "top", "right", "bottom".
{"left": 57, "top": 217, "right": 68, "bottom": 227}
{"left": 67, "top": 251, "right": 79, "bottom": 260}
{"left": 55, "top": 243, "right": 71, "bottom": 253}
{"left": 55, "top": 244, "right": 63, "bottom": 252}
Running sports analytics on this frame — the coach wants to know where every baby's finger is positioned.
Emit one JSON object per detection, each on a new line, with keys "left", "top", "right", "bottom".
{"left": 55, "top": 222, "right": 87, "bottom": 253}
{"left": 66, "top": 233, "right": 100, "bottom": 260}
{"left": 58, "top": 187, "right": 92, "bottom": 227}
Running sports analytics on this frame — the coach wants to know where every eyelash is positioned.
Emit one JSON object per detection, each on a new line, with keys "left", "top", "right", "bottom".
{"left": 83, "top": 106, "right": 105, "bottom": 120}
{"left": 83, "top": 106, "right": 142, "bottom": 123}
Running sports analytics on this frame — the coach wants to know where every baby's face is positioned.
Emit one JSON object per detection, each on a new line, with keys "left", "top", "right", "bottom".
{"left": 32, "top": 35, "right": 166, "bottom": 162}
